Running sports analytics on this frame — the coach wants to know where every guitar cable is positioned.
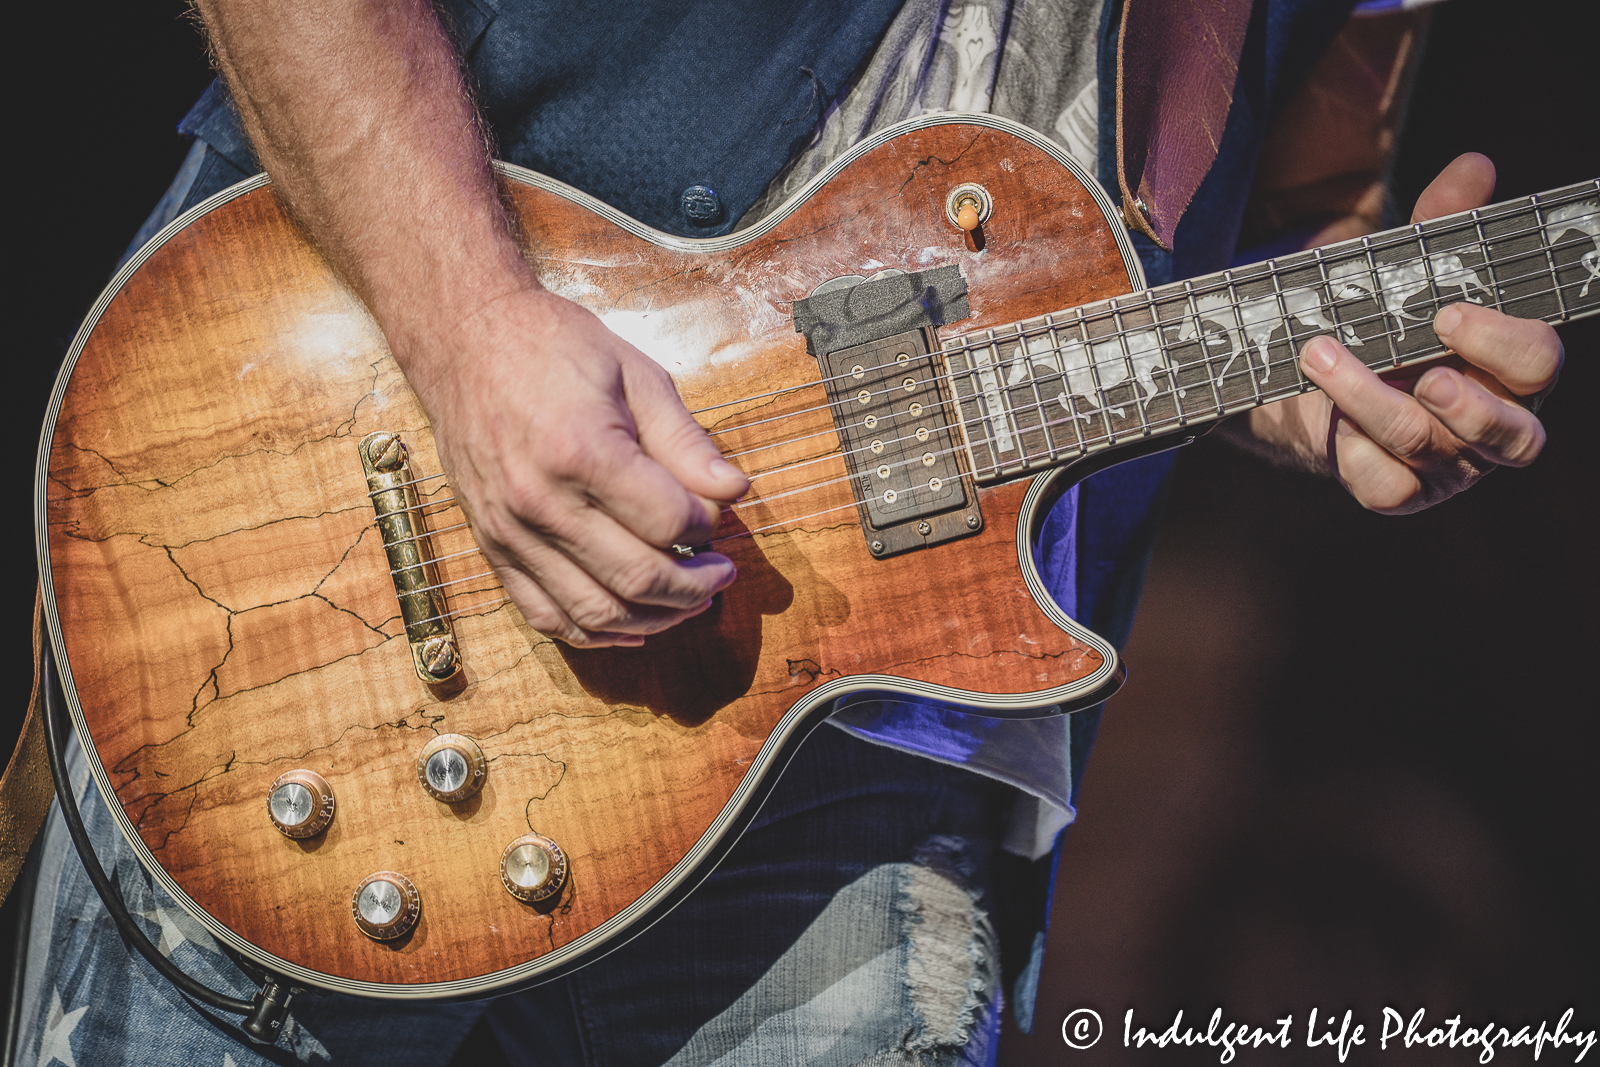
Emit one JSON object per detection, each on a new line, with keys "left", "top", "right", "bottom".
{"left": 40, "top": 647, "right": 296, "bottom": 1044}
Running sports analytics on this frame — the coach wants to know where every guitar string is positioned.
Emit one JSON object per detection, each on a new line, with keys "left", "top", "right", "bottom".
{"left": 363, "top": 231, "right": 1593, "bottom": 544}
{"left": 371, "top": 240, "right": 1592, "bottom": 590}
{"left": 682, "top": 200, "right": 1598, "bottom": 425}
{"left": 695, "top": 227, "right": 1598, "bottom": 476}
{"left": 706, "top": 265, "right": 1592, "bottom": 533}
{"left": 716, "top": 234, "right": 1596, "bottom": 468}
{"left": 686, "top": 208, "right": 1597, "bottom": 434}
{"left": 706, "top": 258, "right": 1592, "bottom": 512}
{"left": 378, "top": 265, "right": 1588, "bottom": 585}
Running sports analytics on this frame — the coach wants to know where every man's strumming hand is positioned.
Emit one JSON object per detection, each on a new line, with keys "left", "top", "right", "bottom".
{"left": 195, "top": 0, "right": 746, "bottom": 647}
{"left": 404, "top": 286, "right": 748, "bottom": 648}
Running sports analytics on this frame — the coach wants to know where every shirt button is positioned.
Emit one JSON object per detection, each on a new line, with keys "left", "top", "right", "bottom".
{"left": 680, "top": 185, "right": 724, "bottom": 226}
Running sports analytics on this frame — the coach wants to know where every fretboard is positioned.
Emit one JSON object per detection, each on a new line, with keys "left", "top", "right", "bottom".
{"left": 941, "top": 181, "right": 1600, "bottom": 483}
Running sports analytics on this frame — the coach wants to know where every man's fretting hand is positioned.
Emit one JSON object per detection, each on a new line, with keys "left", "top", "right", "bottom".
{"left": 1240, "top": 153, "right": 1564, "bottom": 512}
{"left": 410, "top": 286, "right": 749, "bottom": 648}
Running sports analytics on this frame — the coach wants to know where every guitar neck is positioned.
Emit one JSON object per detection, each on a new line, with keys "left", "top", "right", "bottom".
{"left": 942, "top": 181, "right": 1600, "bottom": 484}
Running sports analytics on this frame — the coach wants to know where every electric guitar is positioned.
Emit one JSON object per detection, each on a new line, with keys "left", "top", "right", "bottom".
{"left": 36, "top": 114, "right": 1598, "bottom": 999}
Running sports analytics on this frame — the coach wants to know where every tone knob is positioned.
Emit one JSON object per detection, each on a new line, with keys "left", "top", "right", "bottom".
{"left": 351, "top": 871, "right": 420, "bottom": 940}
{"left": 500, "top": 833, "right": 568, "bottom": 904}
{"left": 267, "top": 770, "right": 335, "bottom": 838}
{"left": 417, "top": 734, "right": 486, "bottom": 803}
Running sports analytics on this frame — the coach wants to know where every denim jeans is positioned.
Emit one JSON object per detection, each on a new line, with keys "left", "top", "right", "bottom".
{"left": 18, "top": 139, "right": 1030, "bottom": 1067}
{"left": 21, "top": 717, "right": 1015, "bottom": 1066}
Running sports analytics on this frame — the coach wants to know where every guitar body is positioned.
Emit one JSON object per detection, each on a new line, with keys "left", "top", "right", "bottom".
{"left": 37, "top": 115, "right": 1147, "bottom": 997}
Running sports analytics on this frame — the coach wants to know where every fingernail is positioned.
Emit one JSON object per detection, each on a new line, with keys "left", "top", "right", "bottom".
{"left": 700, "top": 558, "right": 737, "bottom": 590}
{"left": 1419, "top": 369, "right": 1459, "bottom": 407}
{"left": 709, "top": 456, "right": 744, "bottom": 481}
{"left": 1434, "top": 303, "right": 1463, "bottom": 338}
{"left": 1335, "top": 415, "right": 1357, "bottom": 438}
{"left": 1301, "top": 338, "right": 1338, "bottom": 375}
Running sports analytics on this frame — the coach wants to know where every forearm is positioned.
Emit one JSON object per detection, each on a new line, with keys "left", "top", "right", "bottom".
{"left": 193, "top": 0, "right": 535, "bottom": 378}
{"left": 192, "top": 0, "right": 747, "bottom": 647}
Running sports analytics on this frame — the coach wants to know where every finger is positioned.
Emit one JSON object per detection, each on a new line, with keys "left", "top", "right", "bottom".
{"left": 1412, "top": 365, "right": 1546, "bottom": 468}
{"left": 1411, "top": 153, "right": 1496, "bottom": 223}
{"left": 494, "top": 564, "right": 645, "bottom": 649}
{"left": 485, "top": 498, "right": 736, "bottom": 617}
{"left": 488, "top": 525, "right": 722, "bottom": 642}
{"left": 573, "top": 424, "right": 727, "bottom": 550}
{"left": 1326, "top": 414, "right": 1427, "bottom": 514}
{"left": 624, "top": 358, "right": 751, "bottom": 503}
{"left": 1299, "top": 336, "right": 1444, "bottom": 466}
{"left": 1433, "top": 301, "right": 1564, "bottom": 397}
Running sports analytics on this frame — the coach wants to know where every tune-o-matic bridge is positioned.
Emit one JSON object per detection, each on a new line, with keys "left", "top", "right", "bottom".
{"left": 820, "top": 329, "right": 982, "bottom": 557}
{"left": 359, "top": 431, "right": 463, "bottom": 685}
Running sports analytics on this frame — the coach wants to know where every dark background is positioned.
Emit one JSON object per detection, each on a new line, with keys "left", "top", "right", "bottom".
{"left": 4, "top": 0, "right": 1595, "bottom": 1060}
{"left": 1000, "top": 0, "right": 1599, "bottom": 1062}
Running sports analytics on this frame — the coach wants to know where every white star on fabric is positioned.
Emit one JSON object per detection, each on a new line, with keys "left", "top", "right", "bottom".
{"left": 223, "top": 1055, "right": 237, "bottom": 1067}
{"left": 38, "top": 988, "right": 88, "bottom": 1067}
{"left": 283, "top": 1013, "right": 333, "bottom": 1063}
{"left": 139, "top": 900, "right": 219, "bottom": 958}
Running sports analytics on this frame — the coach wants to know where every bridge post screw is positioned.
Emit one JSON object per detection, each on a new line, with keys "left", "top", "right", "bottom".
{"left": 420, "top": 635, "right": 458, "bottom": 677}
{"left": 366, "top": 432, "right": 405, "bottom": 471}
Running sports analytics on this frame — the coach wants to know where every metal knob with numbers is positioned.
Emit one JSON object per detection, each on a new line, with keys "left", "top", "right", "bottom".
{"left": 351, "top": 871, "right": 420, "bottom": 940}
{"left": 416, "top": 734, "right": 486, "bottom": 803}
{"left": 267, "top": 770, "right": 335, "bottom": 838}
{"left": 500, "top": 833, "right": 568, "bottom": 904}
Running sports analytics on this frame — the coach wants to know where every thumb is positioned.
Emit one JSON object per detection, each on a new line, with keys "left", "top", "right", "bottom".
{"left": 625, "top": 361, "right": 751, "bottom": 504}
{"left": 1411, "top": 152, "right": 1496, "bottom": 223}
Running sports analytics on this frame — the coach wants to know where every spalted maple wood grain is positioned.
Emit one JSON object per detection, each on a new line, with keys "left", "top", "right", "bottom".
{"left": 43, "top": 121, "right": 1137, "bottom": 992}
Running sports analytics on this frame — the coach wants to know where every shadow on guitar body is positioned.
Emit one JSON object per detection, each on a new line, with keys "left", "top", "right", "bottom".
{"left": 558, "top": 511, "right": 811, "bottom": 726}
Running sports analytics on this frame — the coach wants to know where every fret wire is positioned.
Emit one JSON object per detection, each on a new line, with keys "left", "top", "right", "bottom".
{"left": 1027, "top": 315, "right": 1059, "bottom": 465}
{"left": 941, "top": 347, "right": 989, "bottom": 482}
{"left": 1414, "top": 222, "right": 1444, "bottom": 334}
{"left": 1470, "top": 208, "right": 1506, "bottom": 313}
{"left": 1180, "top": 278, "right": 1226, "bottom": 417}
{"left": 967, "top": 328, "right": 992, "bottom": 477}
{"left": 1139, "top": 290, "right": 1175, "bottom": 431}
{"left": 1026, "top": 318, "right": 1060, "bottom": 466}
{"left": 1047, "top": 314, "right": 1090, "bottom": 457}
{"left": 1110, "top": 297, "right": 1153, "bottom": 438}
{"left": 993, "top": 323, "right": 1016, "bottom": 471}
{"left": 940, "top": 347, "right": 979, "bottom": 479}
{"left": 1225, "top": 269, "right": 1267, "bottom": 403}
{"left": 1160, "top": 295, "right": 1192, "bottom": 427}
{"left": 1075, "top": 304, "right": 1118, "bottom": 448}
{"left": 1529, "top": 193, "right": 1571, "bottom": 321}
{"left": 980, "top": 328, "right": 1006, "bottom": 477}
{"left": 1008, "top": 320, "right": 1047, "bottom": 468}
{"left": 1310, "top": 247, "right": 1344, "bottom": 359}
{"left": 1359, "top": 235, "right": 1403, "bottom": 369}
{"left": 1265, "top": 258, "right": 1311, "bottom": 395}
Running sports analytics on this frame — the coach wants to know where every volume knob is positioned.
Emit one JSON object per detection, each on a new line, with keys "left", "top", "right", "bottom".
{"left": 500, "top": 833, "right": 568, "bottom": 904}
{"left": 417, "top": 734, "right": 487, "bottom": 803}
{"left": 352, "top": 871, "right": 420, "bottom": 940}
{"left": 267, "top": 770, "right": 335, "bottom": 838}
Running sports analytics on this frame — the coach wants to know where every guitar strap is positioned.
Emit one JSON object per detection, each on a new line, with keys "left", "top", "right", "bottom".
{"left": 1115, "top": 0, "right": 1257, "bottom": 250}
{"left": 1, "top": 587, "right": 52, "bottom": 906}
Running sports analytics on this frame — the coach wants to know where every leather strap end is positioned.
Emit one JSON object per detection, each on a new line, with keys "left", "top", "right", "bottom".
{"left": 1, "top": 586, "right": 53, "bottom": 906}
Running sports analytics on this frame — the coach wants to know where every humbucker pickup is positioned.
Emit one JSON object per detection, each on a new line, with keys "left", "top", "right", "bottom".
{"left": 819, "top": 329, "right": 983, "bottom": 557}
